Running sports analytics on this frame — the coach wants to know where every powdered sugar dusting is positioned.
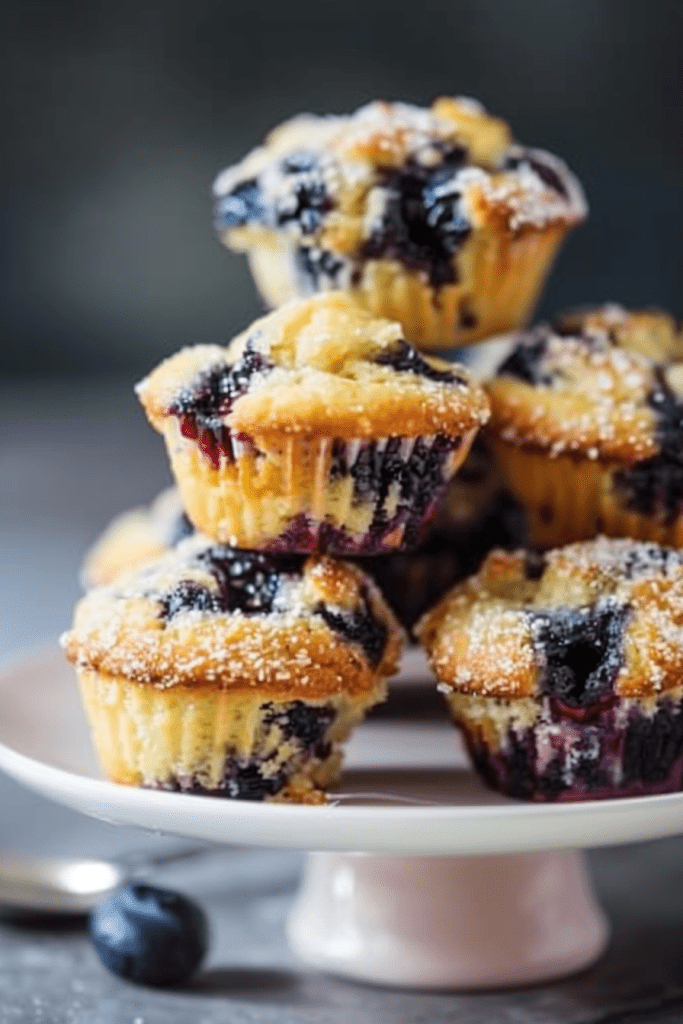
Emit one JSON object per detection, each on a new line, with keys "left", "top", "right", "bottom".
{"left": 213, "top": 95, "right": 585, "bottom": 263}
{"left": 138, "top": 294, "right": 488, "bottom": 439}
{"left": 62, "top": 536, "right": 404, "bottom": 693}
{"left": 489, "top": 320, "right": 665, "bottom": 460}
{"left": 420, "top": 537, "right": 683, "bottom": 703}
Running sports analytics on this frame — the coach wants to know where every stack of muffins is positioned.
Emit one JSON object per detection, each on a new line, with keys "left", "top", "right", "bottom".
{"left": 63, "top": 96, "right": 683, "bottom": 803}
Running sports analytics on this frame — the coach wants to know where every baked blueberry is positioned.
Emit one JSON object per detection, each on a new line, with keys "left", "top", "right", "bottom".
{"left": 495, "top": 330, "right": 554, "bottom": 386}
{"left": 295, "top": 245, "right": 346, "bottom": 289}
{"left": 374, "top": 338, "right": 466, "bottom": 383}
{"left": 360, "top": 164, "right": 472, "bottom": 288}
{"left": 358, "top": 435, "right": 529, "bottom": 632}
{"left": 214, "top": 179, "right": 266, "bottom": 228}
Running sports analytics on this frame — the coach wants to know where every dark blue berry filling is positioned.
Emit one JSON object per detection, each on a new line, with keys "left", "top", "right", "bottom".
{"left": 496, "top": 331, "right": 554, "bottom": 386}
{"left": 329, "top": 438, "right": 349, "bottom": 483}
{"left": 497, "top": 324, "right": 609, "bottom": 386}
{"left": 264, "top": 516, "right": 359, "bottom": 555}
{"left": 348, "top": 435, "right": 461, "bottom": 549}
{"left": 159, "top": 549, "right": 305, "bottom": 621}
{"left": 271, "top": 433, "right": 461, "bottom": 554}
{"left": 374, "top": 338, "right": 467, "bottom": 384}
{"left": 169, "top": 341, "right": 272, "bottom": 468}
{"left": 315, "top": 586, "right": 388, "bottom": 667}
{"left": 527, "top": 602, "right": 630, "bottom": 709}
{"left": 199, "top": 548, "right": 305, "bottom": 614}
{"left": 151, "top": 700, "right": 336, "bottom": 800}
{"left": 360, "top": 147, "right": 471, "bottom": 288}
{"left": 503, "top": 149, "right": 569, "bottom": 198}
{"left": 270, "top": 436, "right": 458, "bottom": 557}
{"left": 614, "top": 368, "right": 683, "bottom": 524}
{"left": 523, "top": 550, "right": 547, "bottom": 581}
{"left": 397, "top": 435, "right": 462, "bottom": 547}
{"left": 463, "top": 698, "right": 683, "bottom": 802}
{"left": 621, "top": 702, "right": 683, "bottom": 786}
{"left": 169, "top": 340, "right": 271, "bottom": 424}
{"left": 263, "top": 700, "right": 336, "bottom": 747}
{"left": 620, "top": 542, "right": 683, "bottom": 580}
{"left": 213, "top": 178, "right": 267, "bottom": 230}
{"left": 161, "top": 580, "right": 222, "bottom": 619}
{"left": 214, "top": 152, "right": 334, "bottom": 238}
{"left": 275, "top": 154, "right": 333, "bottom": 235}
{"left": 158, "top": 546, "right": 388, "bottom": 665}
{"left": 295, "top": 245, "right": 346, "bottom": 289}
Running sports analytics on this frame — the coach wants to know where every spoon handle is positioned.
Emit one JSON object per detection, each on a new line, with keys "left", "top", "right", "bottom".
{"left": 120, "top": 843, "right": 221, "bottom": 875}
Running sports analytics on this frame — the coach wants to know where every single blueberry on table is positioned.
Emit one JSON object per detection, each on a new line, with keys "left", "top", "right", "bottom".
{"left": 89, "top": 884, "right": 208, "bottom": 987}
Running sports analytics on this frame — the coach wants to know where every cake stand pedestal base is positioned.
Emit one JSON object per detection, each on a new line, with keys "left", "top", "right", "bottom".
{"left": 287, "top": 849, "right": 609, "bottom": 989}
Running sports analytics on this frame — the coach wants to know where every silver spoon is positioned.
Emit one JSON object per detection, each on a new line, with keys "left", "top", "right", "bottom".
{"left": 0, "top": 845, "right": 214, "bottom": 918}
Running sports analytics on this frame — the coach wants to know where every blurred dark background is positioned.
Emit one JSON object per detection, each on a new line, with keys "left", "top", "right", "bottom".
{"left": 2, "top": 0, "right": 682, "bottom": 377}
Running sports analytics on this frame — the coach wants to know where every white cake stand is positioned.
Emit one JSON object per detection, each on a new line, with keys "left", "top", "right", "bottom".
{"left": 4, "top": 649, "right": 683, "bottom": 989}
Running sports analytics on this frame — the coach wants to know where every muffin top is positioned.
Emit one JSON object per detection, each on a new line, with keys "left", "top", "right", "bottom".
{"left": 213, "top": 97, "right": 587, "bottom": 288}
{"left": 137, "top": 294, "right": 489, "bottom": 438}
{"left": 62, "top": 535, "right": 404, "bottom": 697}
{"left": 486, "top": 305, "right": 683, "bottom": 462}
{"left": 417, "top": 537, "right": 683, "bottom": 702}
{"left": 81, "top": 488, "right": 193, "bottom": 589}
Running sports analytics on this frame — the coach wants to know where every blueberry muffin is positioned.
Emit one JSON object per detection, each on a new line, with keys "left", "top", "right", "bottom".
{"left": 213, "top": 97, "right": 587, "bottom": 349}
{"left": 362, "top": 436, "right": 526, "bottom": 631}
{"left": 136, "top": 294, "right": 489, "bottom": 554}
{"left": 485, "top": 305, "right": 683, "bottom": 549}
{"left": 62, "top": 536, "right": 404, "bottom": 801}
{"left": 82, "top": 488, "right": 193, "bottom": 588}
{"left": 417, "top": 537, "right": 683, "bottom": 801}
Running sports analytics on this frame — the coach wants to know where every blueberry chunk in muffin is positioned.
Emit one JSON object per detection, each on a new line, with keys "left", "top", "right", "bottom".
{"left": 62, "top": 536, "right": 404, "bottom": 801}
{"left": 213, "top": 97, "right": 586, "bottom": 349}
{"left": 361, "top": 436, "right": 528, "bottom": 632}
{"left": 136, "top": 294, "right": 488, "bottom": 554}
{"left": 417, "top": 537, "right": 683, "bottom": 801}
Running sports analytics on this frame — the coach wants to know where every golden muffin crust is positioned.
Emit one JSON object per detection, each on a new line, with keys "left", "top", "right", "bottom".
{"left": 137, "top": 294, "right": 488, "bottom": 439}
{"left": 486, "top": 307, "right": 683, "bottom": 462}
{"left": 62, "top": 535, "right": 405, "bottom": 697}
{"left": 417, "top": 537, "right": 683, "bottom": 701}
{"left": 553, "top": 304, "right": 683, "bottom": 363}
{"left": 229, "top": 97, "right": 512, "bottom": 183}
{"left": 214, "top": 97, "right": 585, "bottom": 253}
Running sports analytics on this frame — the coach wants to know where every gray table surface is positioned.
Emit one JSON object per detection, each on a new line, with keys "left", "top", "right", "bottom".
{"left": 3, "top": 376, "right": 683, "bottom": 1024}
